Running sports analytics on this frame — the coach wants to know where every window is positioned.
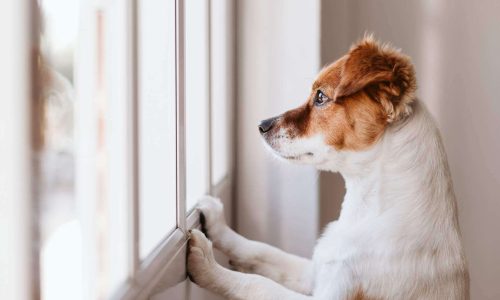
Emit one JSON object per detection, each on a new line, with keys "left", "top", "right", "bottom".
{"left": 4, "top": 0, "right": 237, "bottom": 299}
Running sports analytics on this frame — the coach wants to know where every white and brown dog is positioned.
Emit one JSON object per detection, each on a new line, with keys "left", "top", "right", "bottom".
{"left": 187, "top": 36, "right": 469, "bottom": 300}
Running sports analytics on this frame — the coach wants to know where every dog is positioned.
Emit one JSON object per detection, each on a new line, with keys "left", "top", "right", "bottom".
{"left": 187, "top": 36, "right": 469, "bottom": 300}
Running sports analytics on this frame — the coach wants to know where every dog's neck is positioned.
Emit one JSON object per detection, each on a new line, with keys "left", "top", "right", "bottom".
{"left": 331, "top": 101, "right": 459, "bottom": 231}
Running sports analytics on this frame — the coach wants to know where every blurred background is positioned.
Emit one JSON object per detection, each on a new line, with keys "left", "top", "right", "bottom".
{"left": 0, "top": 0, "right": 499, "bottom": 299}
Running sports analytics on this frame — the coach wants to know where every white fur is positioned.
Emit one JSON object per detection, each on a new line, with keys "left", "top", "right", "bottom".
{"left": 262, "top": 127, "right": 331, "bottom": 165}
{"left": 187, "top": 100, "right": 469, "bottom": 299}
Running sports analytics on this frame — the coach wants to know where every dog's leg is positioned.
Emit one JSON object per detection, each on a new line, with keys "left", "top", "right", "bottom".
{"left": 197, "top": 197, "right": 314, "bottom": 294}
{"left": 188, "top": 229, "right": 313, "bottom": 300}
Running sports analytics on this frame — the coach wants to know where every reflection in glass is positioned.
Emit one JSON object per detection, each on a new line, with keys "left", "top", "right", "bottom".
{"left": 38, "top": 0, "right": 80, "bottom": 299}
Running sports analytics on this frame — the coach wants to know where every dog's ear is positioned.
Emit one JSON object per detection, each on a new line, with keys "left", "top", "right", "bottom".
{"left": 335, "top": 36, "right": 417, "bottom": 122}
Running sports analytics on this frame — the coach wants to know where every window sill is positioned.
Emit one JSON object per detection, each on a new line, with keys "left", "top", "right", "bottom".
{"left": 112, "top": 177, "right": 231, "bottom": 300}
{"left": 112, "top": 209, "right": 201, "bottom": 300}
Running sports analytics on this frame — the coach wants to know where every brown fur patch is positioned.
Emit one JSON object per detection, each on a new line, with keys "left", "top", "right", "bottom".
{"left": 336, "top": 35, "right": 417, "bottom": 122}
{"left": 310, "top": 92, "right": 387, "bottom": 150}
{"left": 276, "top": 36, "right": 417, "bottom": 151}
{"left": 349, "top": 287, "right": 371, "bottom": 300}
{"left": 351, "top": 289, "right": 366, "bottom": 300}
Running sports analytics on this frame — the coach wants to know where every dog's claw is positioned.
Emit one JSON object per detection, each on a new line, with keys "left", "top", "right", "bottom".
{"left": 199, "top": 211, "right": 209, "bottom": 238}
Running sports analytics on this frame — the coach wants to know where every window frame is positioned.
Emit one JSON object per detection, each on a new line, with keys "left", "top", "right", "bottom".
{"left": 109, "top": 0, "right": 234, "bottom": 298}
{"left": 7, "top": 0, "right": 234, "bottom": 297}
{"left": 0, "top": 0, "right": 36, "bottom": 299}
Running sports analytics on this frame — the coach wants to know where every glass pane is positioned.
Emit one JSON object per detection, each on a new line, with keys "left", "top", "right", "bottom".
{"left": 39, "top": 1, "right": 134, "bottom": 298}
{"left": 211, "top": 0, "right": 230, "bottom": 184}
{"left": 38, "top": 0, "right": 82, "bottom": 298}
{"left": 138, "top": 0, "right": 177, "bottom": 259}
{"left": 185, "top": 0, "right": 210, "bottom": 211}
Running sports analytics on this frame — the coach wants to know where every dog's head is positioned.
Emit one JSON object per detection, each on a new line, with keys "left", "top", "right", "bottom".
{"left": 259, "top": 36, "right": 417, "bottom": 168}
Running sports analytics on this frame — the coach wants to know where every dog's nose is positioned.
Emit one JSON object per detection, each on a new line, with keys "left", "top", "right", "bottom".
{"left": 258, "top": 117, "right": 277, "bottom": 134}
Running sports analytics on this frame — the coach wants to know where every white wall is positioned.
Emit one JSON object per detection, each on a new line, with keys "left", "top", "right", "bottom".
{"left": 236, "top": 0, "right": 321, "bottom": 257}
{"left": 321, "top": 0, "right": 500, "bottom": 299}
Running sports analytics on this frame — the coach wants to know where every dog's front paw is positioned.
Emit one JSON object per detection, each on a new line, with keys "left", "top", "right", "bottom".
{"left": 187, "top": 229, "right": 219, "bottom": 288}
{"left": 197, "top": 196, "right": 226, "bottom": 241}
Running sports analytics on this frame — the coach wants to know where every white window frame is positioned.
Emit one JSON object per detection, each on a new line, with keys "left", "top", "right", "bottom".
{"left": 1, "top": 0, "right": 234, "bottom": 298}
{"left": 108, "top": 0, "right": 235, "bottom": 298}
{"left": 0, "top": 0, "right": 35, "bottom": 299}
{"left": 0, "top": 0, "right": 234, "bottom": 300}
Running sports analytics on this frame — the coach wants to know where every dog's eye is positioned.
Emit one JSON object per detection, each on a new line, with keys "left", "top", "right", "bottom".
{"left": 314, "top": 90, "right": 329, "bottom": 106}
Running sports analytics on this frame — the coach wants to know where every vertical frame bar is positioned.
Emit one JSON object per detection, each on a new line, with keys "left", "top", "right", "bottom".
{"left": 31, "top": 0, "right": 42, "bottom": 297}
{"left": 228, "top": 0, "right": 237, "bottom": 227}
{"left": 126, "top": 0, "right": 140, "bottom": 278}
{"left": 74, "top": 2, "right": 100, "bottom": 298}
{"left": 176, "top": 0, "right": 187, "bottom": 232}
{"left": 207, "top": 0, "right": 213, "bottom": 195}
{"left": 0, "top": 0, "right": 34, "bottom": 299}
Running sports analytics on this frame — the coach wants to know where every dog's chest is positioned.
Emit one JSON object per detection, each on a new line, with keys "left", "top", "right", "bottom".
{"left": 313, "top": 221, "right": 358, "bottom": 265}
{"left": 311, "top": 221, "right": 370, "bottom": 295}
{"left": 312, "top": 215, "right": 389, "bottom": 276}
